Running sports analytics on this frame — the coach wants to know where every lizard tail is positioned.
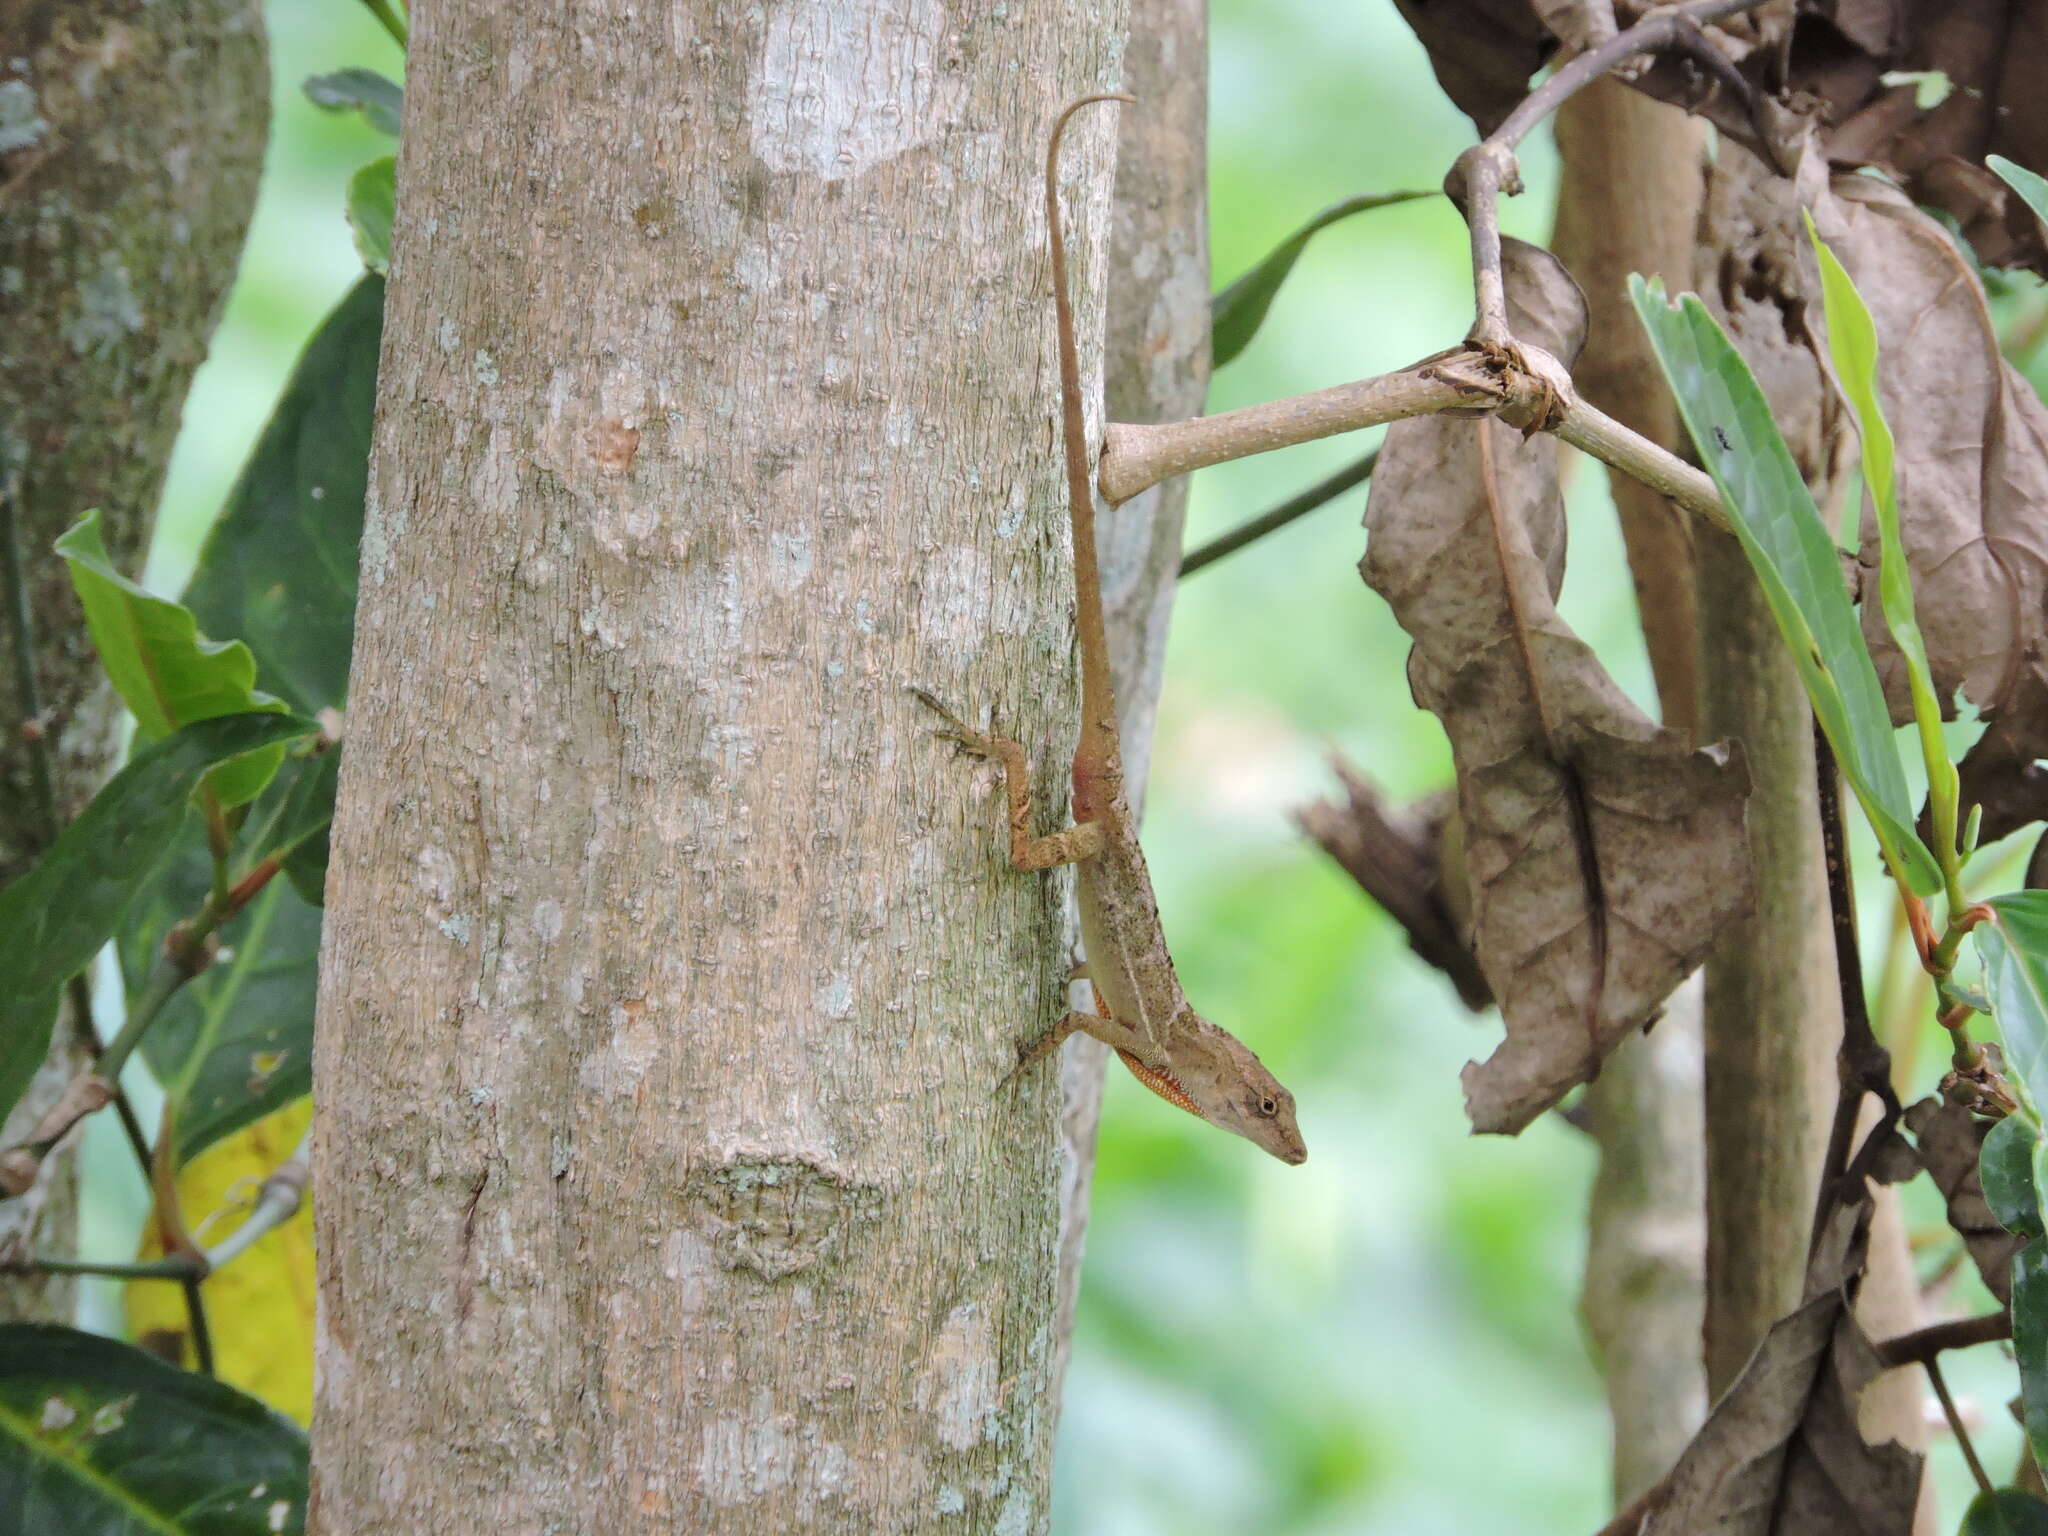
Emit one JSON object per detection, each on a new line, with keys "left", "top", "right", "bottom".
{"left": 1044, "top": 93, "right": 1133, "bottom": 758}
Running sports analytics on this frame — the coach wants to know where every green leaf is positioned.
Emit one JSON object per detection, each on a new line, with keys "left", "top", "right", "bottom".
{"left": 56, "top": 510, "right": 289, "bottom": 808}
{"left": 1631, "top": 276, "right": 1942, "bottom": 895}
{"left": 348, "top": 156, "right": 395, "bottom": 275}
{"left": 0, "top": 1323, "right": 305, "bottom": 1534}
{"left": 1963, "top": 1488, "right": 2048, "bottom": 1536}
{"left": 124, "top": 817, "right": 321, "bottom": 1165}
{"left": 1992, "top": 156, "right": 2048, "bottom": 234}
{"left": 1211, "top": 191, "right": 1433, "bottom": 368}
{"left": 1980, "top": 893, "right": 2048, "bottom": 1109}
{"left": 120, "top": 281, "right": 379, "bottom": 1163}
{"left": 0, "top": 713, "right": 311, "bottom": 1145}
{"left": 2019, "top": 1242, "right": 2048, "bottom": 1477}
{"left": 1984, "top": 1113, "right": 2047, "bottom": 1239}
{"left": 1807, "top": 219, "right": 1960, "bottom": 873}
{"left": 302, "top": 67, "right": 402, "bottom": 136}
{"left": 275, "top": 749, "right": 340, "bottom": 908}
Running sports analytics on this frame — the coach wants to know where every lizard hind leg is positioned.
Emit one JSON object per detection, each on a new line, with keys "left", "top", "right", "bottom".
{"left": 908, "top": 687, "right": 1105, "bottom": 871}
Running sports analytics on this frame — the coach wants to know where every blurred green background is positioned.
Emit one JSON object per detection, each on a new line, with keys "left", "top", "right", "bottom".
{"left": 90, "top": 1, "right": 2031, "bottom": 1530}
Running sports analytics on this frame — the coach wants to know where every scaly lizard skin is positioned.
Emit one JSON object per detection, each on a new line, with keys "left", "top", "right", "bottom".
{"left": 913, "top": 96, "right": 1306, "bottom": 1166}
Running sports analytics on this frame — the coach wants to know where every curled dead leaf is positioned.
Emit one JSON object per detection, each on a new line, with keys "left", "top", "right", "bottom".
{"left": 1361, "top": 240, "right": 1754, "bottom": 1134}
{"left": 1813, "top": 175, "right": 2048, "bottom": 841}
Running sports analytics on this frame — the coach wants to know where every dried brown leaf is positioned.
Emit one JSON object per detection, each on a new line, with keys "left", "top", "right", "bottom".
{"left": 1361, "top": 241, "right": 1754, "bottom": 1134}
{"left": 1297, "top": 760, "right": 1492, "bottom": 1010}
{"left": 1636, "top": 1204, "right": 1923, "bottom": 1536}
{"left": 1901, "top": 1096, "right": 2019, "bottom": 1303}
{"left": 1388, "top": 0, "right": 1558, "bottom": 135}
{"left": 1813, "top": 175, "right": 2048, "bottom": 841}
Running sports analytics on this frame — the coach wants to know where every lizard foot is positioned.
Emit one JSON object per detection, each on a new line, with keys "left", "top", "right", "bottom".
{"left": 906, "top": 685, "right": 1002, "bottom": 758}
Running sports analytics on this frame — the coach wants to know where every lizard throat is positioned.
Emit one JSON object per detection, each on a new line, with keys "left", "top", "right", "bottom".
{"left": 1113, "top": 1048, "right": 1201, "bottom": 1118}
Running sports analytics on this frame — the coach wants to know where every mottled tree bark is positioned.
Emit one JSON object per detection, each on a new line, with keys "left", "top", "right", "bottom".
{"left": 1051, "top": 0, "right": 1210, "bottom": 1399}
{"left": 312, "top": 5, "right": 1131, "bottom": 1531}
{"left": 1552, "top": 80, "right": 1710, "bottom": 1507}
{"left": 1693, "top": 147, "right": 1930, "bottom": 1525}
{"left": 0, "top": 0, "right": 266, "bottom": 1318}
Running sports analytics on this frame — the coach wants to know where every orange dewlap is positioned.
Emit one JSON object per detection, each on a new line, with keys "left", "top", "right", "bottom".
{"left": 1089, "top": 979, "right": 1202, "bottom": 1118}
{"left": 1114, "top": 1047, "right": 1202, "bottom": 1118}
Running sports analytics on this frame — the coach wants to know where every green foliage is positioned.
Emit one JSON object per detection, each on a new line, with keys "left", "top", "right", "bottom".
{"left": 0, "top": 1324, "right": 305, "bottom": 1534}
{"left": 1631, "top": 276, "right": 1942, "bottom": 896}
{"left": 1807, "top": 222, "right": 1961, "bottom": 870}
{"left": 2018, "top": 1243, "right": 2048, "bottom": 1484}
{"left": 1963, "top": 1488, "right": 2048, "bottom": 1535}
{"left": 56, "top": 510, "right": 288, "bottom": 809}
{"left": 1211, "top": 191, "right": 1432, "bottom": 368}
{"left": 1991, "top": 156, "right": 2048, "bottom": 234}
{"left": 0, "top": 712, "right": 311, "bottom": 1149}
{"left": 121, "top": 279, "right": 380, "bottom": 1163}
{"left": 1983, "top": 1114, "right": 2046, "bottom": 1239}
{"left": 302, "top": 67, "right": 401, "bottom": 135}
{"left": 347, "top": 156, "right": 395, "bottom": 274}
{"left": 1980, "top": 894, "right": 2048, "bottom": 1113}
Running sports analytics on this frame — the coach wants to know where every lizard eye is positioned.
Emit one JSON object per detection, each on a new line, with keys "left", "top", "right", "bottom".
{"left": 1256, "top": 1095, "right": 1278, "bottom": 1118}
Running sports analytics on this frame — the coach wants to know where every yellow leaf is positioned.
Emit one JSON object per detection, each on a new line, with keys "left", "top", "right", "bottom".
{"left": 126, "top": 1097, "right": 314, "bottom": 1426}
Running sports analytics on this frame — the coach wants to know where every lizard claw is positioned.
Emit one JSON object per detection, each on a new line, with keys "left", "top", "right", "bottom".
{"left": 906, "top": 685, "right": 990, "bottom": 753}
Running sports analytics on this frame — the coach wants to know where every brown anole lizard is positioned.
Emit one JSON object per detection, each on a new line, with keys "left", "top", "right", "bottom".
{"left": 913, "top": 95, "right": 1307, "bottom": 1166}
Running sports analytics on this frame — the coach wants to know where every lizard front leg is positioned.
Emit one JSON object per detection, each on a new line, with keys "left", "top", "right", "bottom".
{"left": 909, "top": 687, "right": 1105, "bottom": 871}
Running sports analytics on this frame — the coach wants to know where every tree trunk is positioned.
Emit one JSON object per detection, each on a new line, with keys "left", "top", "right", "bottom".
{"left": 311, "top": 5, "right": 1129, "bottom": 1531}
{"left": 1051, "top": 0, "right": 1211, "bottom": 1393}
{"left": 0, "top": 0, "right": 266, "bottom": 1319}
{"left": 1552, "top": 79, "right": 1709, "bottom": 1506}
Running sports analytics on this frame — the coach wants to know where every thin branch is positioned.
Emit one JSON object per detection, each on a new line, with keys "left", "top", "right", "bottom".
{"left": 197, "top": 1126, "right": 310, "bottom": 1273}
{"left": 1926, "top": 1357, "right": 1995, "bottom": 1500}
{"left": 1101, "top": 349, "right": 1734, "bottom": 538}
{"left": 1808, "top": 721, "right": 1899, "bottom": 1262}
{"left": 1100, "top": 352, "right": 1499, "bottom": 504}
{"left": 1179, "top": 448, "right": 1377, "bottom": 577}
{"left": 1874, "top": 1310, "right": 2012, "bottom": 1369}
{"left": 6, "top": 1252, "right": 204, "bottom": 1280}
{"left": 1453, "top": 0, "right": 1770, "bottom": 347}
{"left": 358, "top": 0, "right": 408, "bottom": 49}
{"left": 181, "top": 1277, "right": 216, "bottom": 1375}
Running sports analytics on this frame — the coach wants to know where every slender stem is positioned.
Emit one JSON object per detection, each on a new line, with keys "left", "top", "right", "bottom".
{"left": 1102, "top": 358, "right": 1734, "bottom": 536}
{"left": 199, "top": 1127, "right": 311, "bottom": 1273}
{"left": 1179, "top": 449, "right": 1378, "bottom": 577}
{"left": 182, "top": 1276, "right": 215, "bottom": 1376}
{"left": 1808, "top": 722, "right": 1897, "bottom": 1262}
{"left": 1874, "top": 1310, "right": 2012, "bottom": 1368}
{"left": 1100, "top": 354, "right": 1496, "bottom": 503}
{"left": 1454, "top": 0, "right": 1771, "bottom": 345}
{"left": 96, "top": 960, "right": 183, "bottom": 1090}
{"left": 1926, "top": 1357, "right": 1995, "bottom": 1500}
{"left": 15, "top": 1253, "right": 204, "bottom": 1280}
{"left": 357, "top": 0, "right": 408, "bottom": 49}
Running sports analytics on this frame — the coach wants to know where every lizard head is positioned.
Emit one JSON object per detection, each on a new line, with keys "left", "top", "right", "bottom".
{"left": 1117, "top": 1011, "right": 1306, "bottom": 1165}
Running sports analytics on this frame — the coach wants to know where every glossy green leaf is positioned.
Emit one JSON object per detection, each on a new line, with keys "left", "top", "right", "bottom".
{"left": 302, "top": 67, "right": 401, "bottom": 135}
{"left": 348, "top": 156, "right": 395, "bottom": 275}
{"left": 121, "top": 282, "right": 379, "bottom": 1163}
{"left": 273, "top": 748, "right": 341, "bottom": 908}
{"left": 1212, "top": 191, "right": 1432, "bottom": 368}
{"left": 177, "top": 276, "right": 379, "bottom": 717}
{"left": 2019, "top": 1242, "right": 2048, "bottom": 1476}
{"left": 125, "top": 820, "right": 321, "bottom": 1166}
{"left": 1963, "top": 1488, "right": 2048, "bottom": 1536}
{"left": 1984, "top": 1113, "right": 2047, "bottom": 1239}
{"left": 56, "top": 510, "right": 289, "bottom": 809}
{"left": 1992, "top": 156, "right": 2048, "bottom": 233}
{"left": 1808, "top": 220, "right": 1960, "bottom": 870}
{"left": 1981, "top": 892, "right": 2048, "bottom": 1109}
{"left": 1631, "top": 277, "right": 1941, "bottom": 895}
{"left": 0, "top": 713, "right": 311, "bottom": 1147}
{"left": 0, "top": 1323, "right": 305, "bottom": 1534}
